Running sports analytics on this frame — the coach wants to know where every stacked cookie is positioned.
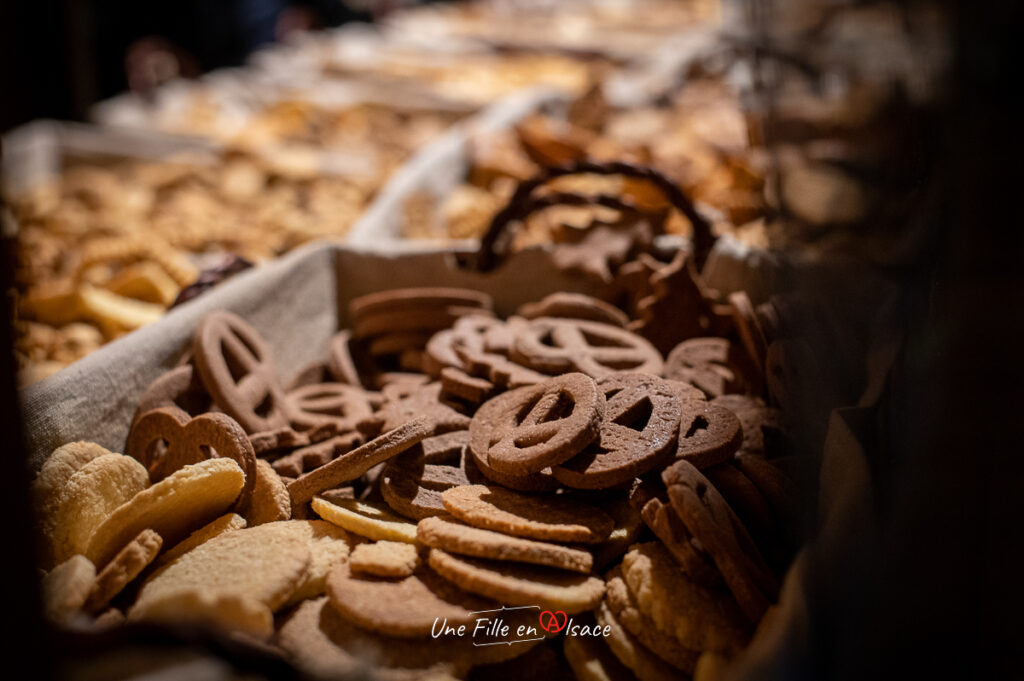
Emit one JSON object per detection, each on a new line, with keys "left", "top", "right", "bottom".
{"left": 33, "top": 273, "right": 796, "bottom": 680}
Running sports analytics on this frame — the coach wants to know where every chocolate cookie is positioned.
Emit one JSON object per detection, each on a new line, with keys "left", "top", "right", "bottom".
{"left": 511, "top": 317, "right": 663, "bottom": 378}
{"left": 469, "top": 373, "right": 603, "bottom": 477}
{"left": 552, "top": 372, "right": 681, "bottom": 489}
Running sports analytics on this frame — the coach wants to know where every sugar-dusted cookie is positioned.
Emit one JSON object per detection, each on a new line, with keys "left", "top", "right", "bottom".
{"left": 48, "top": 453, "right": 150, "bottom": 566}
{"left": 85, "top": 458, "right": 245, "bottom": 568}
{"left": 42, "top": 555, "right": 96, "bottom": 623}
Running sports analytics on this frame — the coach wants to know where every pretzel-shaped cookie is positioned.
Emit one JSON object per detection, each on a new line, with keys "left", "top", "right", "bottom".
{"left": 286, "top": 382, "right": 375, "bottom": 435}
{"left": 193, "top": 311, "right": 291, "bottom": 434}
{"left": 552, "top": 372, "right": 681, "bottom": 489}
{"left": 469, "top": 373, "right": 603, "bottom": 477}
{"left": 473, "top": 160, "right": 714, "bottom": 272}
{"left": 511, "top": 317, "right": 663, "bottom": 378}
{"left": 125, "top": 406, "right": 257, "bottom": 510}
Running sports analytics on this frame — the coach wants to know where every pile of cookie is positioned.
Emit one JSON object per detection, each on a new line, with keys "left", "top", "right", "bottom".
{"left": 34, "top": 264, "right": 794, "bottom": 680}
{"left": 11, "top": 150, "right": 374, "bottom": 386}
{"left": 407, "top": 80, "right": 768, "bottom": 251}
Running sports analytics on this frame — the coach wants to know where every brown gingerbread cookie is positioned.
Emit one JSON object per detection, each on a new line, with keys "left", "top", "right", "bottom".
{"left": 441, "top": 485, "right": 613, "bottom": 544}
{"left": 360, "top": 382, "right": 471, "bottom": 437}
{"left": 552, "top": 372, "right": 681, "bottom": 489}
{"left": 511, "top": 317, "right": 663, "bottom": 378}
{"left": 639, "top": 496, "right": 722, "bottom": 588}
{"left": 271, "top": 431, "right": 363, "bottom": 478}
{"left": 675, "top": 402, "right": 743, "bottom": 470}
{"left": 380, "top": 432, "right": 471, "bottom": 520}
{"left": 710, "top": 394, "right": 786, "bottom": 457}
{"left": 288, "top": 418, "right": 434, "bottom": 508}
{"left": 349, "top": 288, "right": 493, "bottom": 319}
{"left": 469, "top": 373, "right": 603, "bottom": 477}
{"left": 286, "top": 382, "right": 375, "bottom": 434}
{"left": 134, "top": 364, "right": 211, "bottom": 418}
{"left": 193, "top": 311, "right": 291, "bottom": 434}
{"left": 517, "top": 292, "right": 628, "bottom": 328}
{"left": 664, "top": 338, "right": 749, "bottom": 399}
{"left": 440, "top": 367, "right": 497, "bottom": 406}
{"left": 125, "top": 406, "right": 257, "bottom": 510}
{"left": 663, "top": 460, "right": 778, "bottom": 623}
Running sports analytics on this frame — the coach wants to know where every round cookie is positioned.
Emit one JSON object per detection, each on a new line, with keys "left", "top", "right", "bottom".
{"left": 441, "top": 485, "right": 613, "bottom": 544}
{"left": 312, "top": 497, "right": 418, "bottom": 543}
{"left": 134, "top": 590, "right": 274, "bottom": 640}
{"left": 620, "top": 542, "right": 749, "bottom": 654}
{"left": 552, "top": 372, "right": 681, "bottom": 489}
{"left": 279, "top": 597, "right": 536, "bottom": 679}
{"left": 152, "top": 513, "right": 247, "bottom": 570}
{"left": 286, "top": 520, "right": 353, "bottom": 605}
{"left": 428, "top": 549, "right": 605, "bottom": 614}
{"left": 711, "top": 394, "right": 785, "bottom": 456}
{"left": 132, "top": 520, "right": 312, "bottom": 621}
{"left": 84, "top": 529, "right": 162, "bottom": 613}
{"left": 326, "top": 558, "right": 492, "bottom": 637}
{"left": 563, "top": 618, "right": 636, "bottom": 681}
{"left": 49, "top": 453, "right": 151, "bottom": 566}
{"left": 349, "top": 541, "right": 420, "bottom": 578}
{"left": 469, "top": 374, "right": 603, "bottom": 476}
{"left": 604, "top": 568, "right": 700, "bottom": 673}
{"left": 417, "top": 515, "right": 593, "bottom": 573}
{"left": 595, "top": 599, "right": 683, "bottom": 681}
{"left": 33, "top": 441, "right": 111, "bottom": 532}
{"left": 85, "top": 458, "right": 245, "bottom": 568}
{"left": 663, "top": 460, "right": 778, "bottom": 623}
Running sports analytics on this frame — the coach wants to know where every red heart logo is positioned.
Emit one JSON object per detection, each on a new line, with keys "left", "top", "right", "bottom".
{"left": 538, "top": 610, "right": 568, "bottom": 634}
